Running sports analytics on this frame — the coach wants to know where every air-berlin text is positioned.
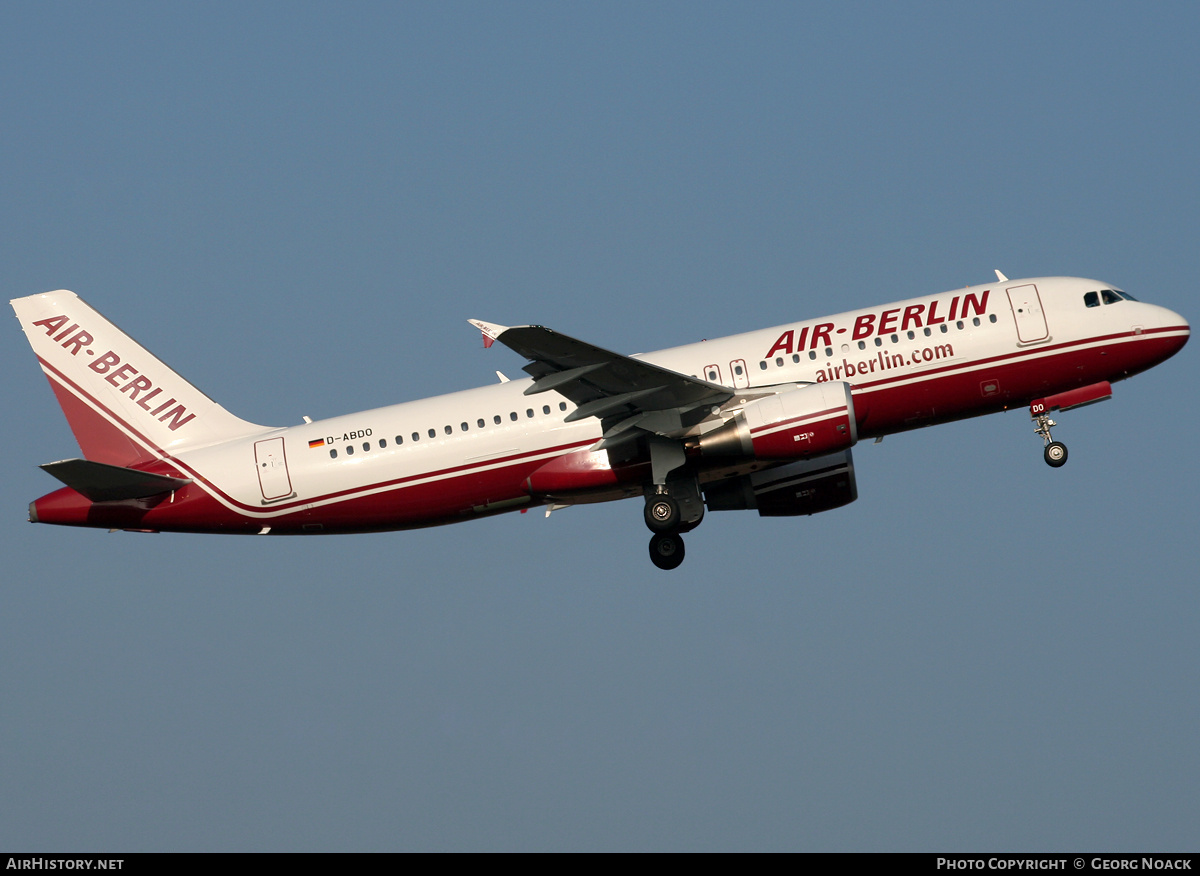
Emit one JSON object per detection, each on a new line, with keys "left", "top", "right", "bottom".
{"left": 766, "top": 290, "right": 989, "bottom": 357}
{"left": 32, "top": 314, "right": 195, "bottom": 431}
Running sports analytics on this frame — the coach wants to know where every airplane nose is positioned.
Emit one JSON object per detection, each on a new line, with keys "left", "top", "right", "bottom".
{"left": 1156, "top": 305, "right": 1189, "bottom": 358}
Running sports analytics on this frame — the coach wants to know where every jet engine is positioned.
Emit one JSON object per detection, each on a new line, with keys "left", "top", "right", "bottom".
{"left": 704, "top": 450, "right": 857, "bottom": 517}
{"left": 695, "top": 381, "right": 857, "bottom": 461}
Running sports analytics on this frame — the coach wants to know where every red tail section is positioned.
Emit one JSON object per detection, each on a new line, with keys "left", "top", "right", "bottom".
{"left": 12, "top": 290, "right": 270, "bottom": 466}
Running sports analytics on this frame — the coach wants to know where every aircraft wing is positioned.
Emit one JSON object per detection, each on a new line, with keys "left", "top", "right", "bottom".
{"left": 469, "top": 320, "right": 734, "bottom": 441}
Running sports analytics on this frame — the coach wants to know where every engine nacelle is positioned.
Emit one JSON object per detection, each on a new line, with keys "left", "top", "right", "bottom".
{"left": 704, "top": 451, "right": 857, "bottom": 517}
{"left": 697, "top": 382, "right": 857, "bottom": 461}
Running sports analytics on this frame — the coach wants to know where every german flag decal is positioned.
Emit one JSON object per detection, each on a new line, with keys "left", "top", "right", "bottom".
{"left": 308, "top": 438, "right": 326, "bottom": 449}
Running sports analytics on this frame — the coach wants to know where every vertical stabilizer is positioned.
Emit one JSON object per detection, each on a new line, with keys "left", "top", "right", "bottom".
{"left": 12, "top": 290, "right": 268, "bottom": 466}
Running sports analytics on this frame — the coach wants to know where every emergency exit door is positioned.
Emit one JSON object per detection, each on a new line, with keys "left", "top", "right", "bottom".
{"left": 254, "top": 437, "right": 294, "bottom": 502}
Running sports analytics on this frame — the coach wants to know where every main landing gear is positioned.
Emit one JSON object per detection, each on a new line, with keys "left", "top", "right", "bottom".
{"left": 1032, "top": 406, "right": 1068, "bottom": 468}
{"left": 640, "top": 437, "right": 706, "bottom": 570}
{"left": 643, "top": 476, "right": 705, "bottom": 571}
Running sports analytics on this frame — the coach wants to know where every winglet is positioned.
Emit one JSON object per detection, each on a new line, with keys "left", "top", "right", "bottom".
{"left": 468, "top": 319, "right": 509, "bottom": 349}
{"left": 995, "top": 270, "right": 1009, "bottom": 282}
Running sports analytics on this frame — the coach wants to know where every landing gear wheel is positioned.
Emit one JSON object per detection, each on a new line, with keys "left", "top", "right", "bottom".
{"left": 644, "top": 496, "right": 680, "bottom": 533}
{"left": 1044, "top": 441, "right": 1068, "bottom": 468}
{"left": 649, "top": 533, "right": 685, "bottom": 570}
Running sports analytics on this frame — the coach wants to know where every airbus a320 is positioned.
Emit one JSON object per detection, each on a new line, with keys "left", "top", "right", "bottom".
{"left": 12, "top": 272, "right": 1188, "bottom": 569}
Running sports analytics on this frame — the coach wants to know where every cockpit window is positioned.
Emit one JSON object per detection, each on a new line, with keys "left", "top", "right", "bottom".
{"left": 1101, "top": 289, "right": 1123, "bottom": 305}
{"left": 1115, "top": 289, "right": 1138, "bottom": 301}
{"left": 1084, "top": 291, "right": 1100, "bottom": 308}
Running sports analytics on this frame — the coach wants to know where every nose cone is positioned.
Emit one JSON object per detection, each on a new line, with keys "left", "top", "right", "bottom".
{"left": 1159, "top": 305, "right": 1189, "bottom": 357}
{"left": 1137, "top": 303, "right": 1190, "bottom": 368}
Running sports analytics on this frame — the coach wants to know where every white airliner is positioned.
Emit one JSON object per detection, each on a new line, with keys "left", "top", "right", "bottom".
{"left": 12, "top": 273, "right": 1189, "bottom": 569}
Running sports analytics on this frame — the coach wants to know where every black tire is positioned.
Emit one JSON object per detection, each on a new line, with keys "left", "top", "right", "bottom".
{"left": 644, "top": 495, "right": 680, "bottom": 533}
{"left": 1044, "top": 441, "right": 1068, "bottom": 467}
{"left": 649, "top": 533, "right": 686, "bottom": 570}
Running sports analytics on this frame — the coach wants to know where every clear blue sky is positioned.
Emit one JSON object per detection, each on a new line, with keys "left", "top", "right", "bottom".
{"left": 2, "top": 2, "right": 1196, "bottom": 851}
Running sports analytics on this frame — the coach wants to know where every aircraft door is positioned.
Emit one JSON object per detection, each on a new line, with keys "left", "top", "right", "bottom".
{"left": 704, "top": 364, "right": 723, "bottom": 385}
{"left": 730, "top": 359, "right": 750, "bottom": 389}
{"left": 1007, "top": 284, "right": 1050, "bottom": 344}
{"left": 254, "top": 437, "right": 294, "bottom": 502}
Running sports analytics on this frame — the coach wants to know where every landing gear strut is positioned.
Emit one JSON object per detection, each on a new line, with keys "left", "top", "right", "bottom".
{"left": 1032, "top": 407, "right": 1068, "bottom": 468}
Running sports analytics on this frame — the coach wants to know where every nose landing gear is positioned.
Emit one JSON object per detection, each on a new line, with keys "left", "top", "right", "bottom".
{"left": 1032, "top": 409, "right": 1068, "bottom": 467}
{"left": 1028, "top": 382, "right": 1112, "bottom": 468}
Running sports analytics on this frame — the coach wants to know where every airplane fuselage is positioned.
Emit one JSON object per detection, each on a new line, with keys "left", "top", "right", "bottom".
{"left": 16, "top": 277, "right": 1189, "bottom": 561}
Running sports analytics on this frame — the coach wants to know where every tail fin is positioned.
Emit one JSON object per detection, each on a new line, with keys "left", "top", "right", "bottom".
{"left": 12, "top": 290, "right": 268, "bottom": 466}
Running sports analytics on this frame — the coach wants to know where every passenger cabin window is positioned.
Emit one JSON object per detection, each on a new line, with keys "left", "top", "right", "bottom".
{"left": 329, "top": 449, "right": 337, "bottom": 459}
{"left": 379, "top": 438, "right": 387, "bottom": 448}
{"left": 346, "top": 445, "right": 354, "bottom": 456}
{"left": 428, "top": 429, "right": 436, "bottom": 438}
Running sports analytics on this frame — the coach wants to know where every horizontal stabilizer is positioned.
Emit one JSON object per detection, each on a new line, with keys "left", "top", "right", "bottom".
{"left": 39, "top": 458, "right": 192, "bottom": 502}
